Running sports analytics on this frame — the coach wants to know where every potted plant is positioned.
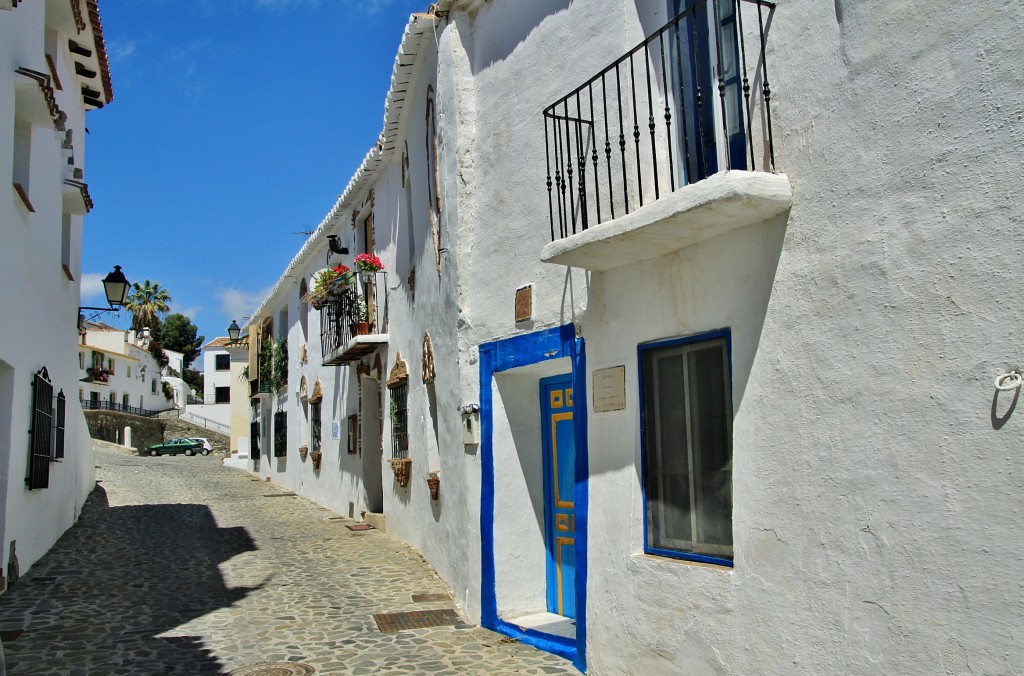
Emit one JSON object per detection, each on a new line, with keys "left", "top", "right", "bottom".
{"left": 389, "top": 457, "right": 412, "bottom": 487}
{"left": 348, "top": 294, "right": 370, "bottom": 336}
{"left": 309, "top": 265, "right": 353, "bottom": 309}
{"left": 427, "top": 470, "right": 440, "bottom": 501}
{"left": 354, "top": 253, "right": 384, "bottom": 282}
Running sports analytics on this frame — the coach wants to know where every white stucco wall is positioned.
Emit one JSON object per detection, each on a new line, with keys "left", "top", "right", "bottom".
{"left": 0, "top": 0, "right": 106, "bottom": 580}
{"left": 241, "top": 0, "right": 1023, "bottom": 672}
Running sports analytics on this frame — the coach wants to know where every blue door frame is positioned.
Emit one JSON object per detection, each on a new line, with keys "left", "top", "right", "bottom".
{"left": 479, "top": 324, "right": 588, "bottom": 672}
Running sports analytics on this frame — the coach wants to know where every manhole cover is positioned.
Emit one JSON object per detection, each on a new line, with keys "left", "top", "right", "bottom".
{"left": 229, "top": 663, "right": 315, "bottom": 676}
{"left": 373, "top": 608, "right": 460, "bottom": 633}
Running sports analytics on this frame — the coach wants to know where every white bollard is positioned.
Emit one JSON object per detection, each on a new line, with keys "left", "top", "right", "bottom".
{"left": 123, "top": 426, "right": 132, "bottom": 449}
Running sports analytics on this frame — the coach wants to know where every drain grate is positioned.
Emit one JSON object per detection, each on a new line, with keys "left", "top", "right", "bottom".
{"left": 411, "top": 593, "right": 450, "bottom": 603}
{"left": 262, "top": 493, "right": 297, "bottom": 498}
{"left": 345, "top": 524, "right": 373, "bottom": 531}
{"left": 228, "top": 662, "right": 315, "bottom": 676}
{"left": 373, "top": 608, "right": 460, "bottom": 633}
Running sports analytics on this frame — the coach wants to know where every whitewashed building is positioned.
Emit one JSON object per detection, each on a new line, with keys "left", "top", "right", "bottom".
{"left": 0, "top": 0, "right": 113, "bottom": 583}
{"left": 245, "top": 0, "right": 1023, "bottom": 673}
{"left": 182, "top": 337, "right": 239, "bottom": 430}
{"left": 77, "top": 323, "right": 176, "bottom": 414}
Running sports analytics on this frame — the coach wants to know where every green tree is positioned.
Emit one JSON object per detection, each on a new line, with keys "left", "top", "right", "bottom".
{"left": 160, "top": 313, "right": 205, "bottom": 370}
{"left": 125, "top": 280, "right": 171, "bottom": 333}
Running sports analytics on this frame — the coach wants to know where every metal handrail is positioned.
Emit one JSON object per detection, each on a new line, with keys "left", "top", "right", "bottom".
{"left": 543, "top": 0, "right": 777, "bottom": 240}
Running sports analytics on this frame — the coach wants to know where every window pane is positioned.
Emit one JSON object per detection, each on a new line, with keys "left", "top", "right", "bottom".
{"left": 688, "top": 345, "right": 732, "bottom": 551}
{"left": 642, "top": 336, "right": 732, "bottom": 562}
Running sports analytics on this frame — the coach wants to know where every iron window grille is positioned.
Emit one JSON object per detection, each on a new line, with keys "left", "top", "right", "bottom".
{"left": 250, "top": 420, "right": 260, "bottom": 460}
{"left": 390, "top": 383, "right": 408, "bottom": 459}
{"left": 273, "top": 411, "right": 287, "bottom": 458}
{"left": 27, "top": 367, "right": 53, "bottom": 489}
{"left": 310, "top": 401, "right": 322, "bottom": 454}
{"left": 54, "top": 390, "right": 66, "bottom": 460}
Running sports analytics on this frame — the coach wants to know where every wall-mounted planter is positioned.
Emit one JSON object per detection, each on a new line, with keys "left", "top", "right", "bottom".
{"left": 298, "top": 445, "right": 309, "bottom": 461}
{"left": 309, "top": 451, "right": 323, "bottom": 471}
{"left": 427, "top": 472, "right": 440, "bottom": 501}
{"left": 389, "top": 458, "right": 412, "bottom": 487}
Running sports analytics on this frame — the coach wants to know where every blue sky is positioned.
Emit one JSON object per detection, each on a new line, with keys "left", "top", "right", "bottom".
{"left": 80, "top": 0, "right": 425, "bottom": 347}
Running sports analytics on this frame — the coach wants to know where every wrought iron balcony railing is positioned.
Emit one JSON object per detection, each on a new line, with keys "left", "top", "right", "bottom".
{"left": 320, "top": 271, "right": 389, "bottom": 365}
{"left": 543, "top": 0, "right": 777, "bottom": 241}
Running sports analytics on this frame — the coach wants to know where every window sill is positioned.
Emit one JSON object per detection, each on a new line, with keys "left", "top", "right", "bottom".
{"left": 13, "top": 182, "right": 35, "bottom": 213}
{"left": 636, "top": 552, "right": 732, "bottom": 572}
{"left": 540, "top": 170, "right": 792, "bottom": 271}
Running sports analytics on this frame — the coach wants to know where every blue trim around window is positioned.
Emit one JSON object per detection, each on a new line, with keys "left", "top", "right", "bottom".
{"left": 637, "top": 327, "right": 734, "bottom": 568}
{"left": 479, "top": 323, "right": 588, "bottom": 672}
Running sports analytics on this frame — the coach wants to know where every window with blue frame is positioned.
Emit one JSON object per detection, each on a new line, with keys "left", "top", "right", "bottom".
{"left": 640, "top": 331, "right": 733, "bottom": 565}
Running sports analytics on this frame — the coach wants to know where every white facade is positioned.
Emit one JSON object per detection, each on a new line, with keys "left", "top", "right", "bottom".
{"left": 77, "top": 324, "right": 176, "bottom": 413}
{"left": 186, "top": 338, "right": 236, "bottom": 429}
{"left": 0, "top": 0, "right": 113, "bottom": 582}
{"left": 244, "top": 1, "right": 1024, "bottom": 673}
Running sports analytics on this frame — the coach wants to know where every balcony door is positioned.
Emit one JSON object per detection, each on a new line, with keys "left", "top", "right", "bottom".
{"left": 673, "top": 0, "right": 746, "bottom": 183}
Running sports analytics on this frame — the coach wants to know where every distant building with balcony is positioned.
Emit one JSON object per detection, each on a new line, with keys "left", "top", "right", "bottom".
{"left": 183, "top": 336, "right": 246, "bottom": 438}
{"left": 0, "top": 0, "right": 113, "bottom": 585}
{"left": 240, "top": 0, "right": 1023, "bottom": 673}
{"left": 77, "top": 322, "right": 176, "bottom": 415}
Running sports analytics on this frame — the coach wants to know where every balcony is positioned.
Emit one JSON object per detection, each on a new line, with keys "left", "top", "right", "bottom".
{"left": 540, "top": 0, "right": 790, "bottom": 271}
{"left": 249, "top": 378, "right": 271, "bottom": 398}
{"left": 320, "top": 272, "right": 389, "bottom": 366}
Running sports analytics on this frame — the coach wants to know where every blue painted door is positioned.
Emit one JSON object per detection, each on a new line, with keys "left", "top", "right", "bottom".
{"left": 541, "top": 374, "right": 576, "bottom": 619}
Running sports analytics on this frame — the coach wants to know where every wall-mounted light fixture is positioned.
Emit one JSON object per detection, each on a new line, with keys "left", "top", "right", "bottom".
{"left": 78, "top": 265, "right": 130, "bottom": 323}
{"left": 227, "top": 320, "right": 241, "bottom": 342}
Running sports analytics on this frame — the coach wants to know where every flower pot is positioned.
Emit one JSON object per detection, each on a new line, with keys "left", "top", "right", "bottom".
{"left": 360, "top": 270, "right": 376, "bottom": 283}
{"left": 298, "top": 445, "right": 308, "bottom": 461}
{"left": 427, "top": 475, "right": 440, "bottom": 501}
{"left": 350, "top": 322, "right": 370, "bottom": 336}
{"left": 389, "top": 458, "right": 412, "bottom": 487}
{"left": 309, "top": 451, "right": 322, "bottom": 471}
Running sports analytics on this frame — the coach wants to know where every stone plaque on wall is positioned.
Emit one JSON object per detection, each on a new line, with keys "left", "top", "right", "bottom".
{"left": 515, "top": 285, "right": 532, "bottom": 323}
{"left": 593, "top": 366, "right": 626, "bottom": 412}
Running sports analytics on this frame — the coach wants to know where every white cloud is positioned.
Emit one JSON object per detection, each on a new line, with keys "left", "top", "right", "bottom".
{"left": 80, "top": 273, "right": 106, "bottom": 300}
{"left": 176, "top": 305, "right": 202, "bottom": 320}
{"left": 216, "top": 286, "right": 272, "bottom": 322}
{"left": 109, "top": 39, "right": 137, "bottom": 61}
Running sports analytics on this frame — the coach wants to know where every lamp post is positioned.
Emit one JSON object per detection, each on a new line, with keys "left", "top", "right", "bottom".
{"left": 227, "top": 320, "right": 241, "bottom": 342}
{"left": 79, "top": 265, "right": 130, "bottom": 323}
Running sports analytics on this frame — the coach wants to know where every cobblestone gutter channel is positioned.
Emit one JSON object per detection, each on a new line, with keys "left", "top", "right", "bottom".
{"left": 0, "top": 447, "right": 578, "bottom": 675}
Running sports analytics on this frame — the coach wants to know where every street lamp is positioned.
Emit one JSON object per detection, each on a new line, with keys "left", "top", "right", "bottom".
{"left": 79, "top": 265, "right": 130, "bottom": 322}
{"left": 227, "top": 320, "right": 241, "bottom": 342}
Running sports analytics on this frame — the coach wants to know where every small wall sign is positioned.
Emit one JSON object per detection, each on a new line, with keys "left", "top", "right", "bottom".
{"left": 331, "top": 421, "right": 341, "bottom": 440}
{"left": 593, "top": 365, "right": 626, "bottom": 412}
{"left": 515, "top": 285, "right": 533, "bottom": 323}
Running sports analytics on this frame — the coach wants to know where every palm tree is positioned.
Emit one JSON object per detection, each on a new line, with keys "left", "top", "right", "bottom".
{"left": 125, "top": 279, "right": 171, "bottom": 333}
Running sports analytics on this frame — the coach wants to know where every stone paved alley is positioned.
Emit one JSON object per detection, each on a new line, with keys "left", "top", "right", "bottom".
{"left": 0, "top": 447, "right": 579, "bottom": 675}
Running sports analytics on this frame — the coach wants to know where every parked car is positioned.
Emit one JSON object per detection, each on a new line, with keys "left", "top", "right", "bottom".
{"left": 146, "top": 438, "right": 203, "bottom": 457}
{"left": 188, "top": 438, "right": 213, "bottom": 455}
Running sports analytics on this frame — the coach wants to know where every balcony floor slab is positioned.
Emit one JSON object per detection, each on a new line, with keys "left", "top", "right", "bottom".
{"left": 323, "top": 334, "right": 389, "bottom": 366}
{"left": 540, "top": 170, "right": 792, "bottom": 271}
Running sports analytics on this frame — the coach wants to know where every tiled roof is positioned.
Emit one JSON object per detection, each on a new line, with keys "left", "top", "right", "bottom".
{"left": 204, "top": 336, "right": 249, "bottom": 349}
{"left": 86, "top": 0, "right": 114, "bottom": 105}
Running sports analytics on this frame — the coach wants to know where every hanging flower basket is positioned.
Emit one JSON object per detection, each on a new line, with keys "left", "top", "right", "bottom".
{"left": 427, "top": 472, "right": 440, "bottom": 501}
{"left": 354, "top": 253, "right": 384, "bottom": 282}
{"left": 298, "top": 445, "right": 308, "bottom": 461}
{"left": 310, "top": 451, "right": 323, "bottom": 471}
{"left": 389, "top": 458, "right": 412, "bottom": 487}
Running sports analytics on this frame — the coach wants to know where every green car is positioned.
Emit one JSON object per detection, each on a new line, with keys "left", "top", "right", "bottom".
{"left": 146, "top": 438, "right": 203, "bottom": 456}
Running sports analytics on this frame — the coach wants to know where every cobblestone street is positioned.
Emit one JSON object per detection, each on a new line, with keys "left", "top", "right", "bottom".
{"left": 0, "top": 447, "right": 579, "bottom": 675}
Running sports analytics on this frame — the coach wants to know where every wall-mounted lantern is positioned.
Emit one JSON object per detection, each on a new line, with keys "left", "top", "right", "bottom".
{"left": 79, "top": 265, "right": 130, "bottom": 324}
{"left": 458, "top": 403, "right": 480, "bottom": 445}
